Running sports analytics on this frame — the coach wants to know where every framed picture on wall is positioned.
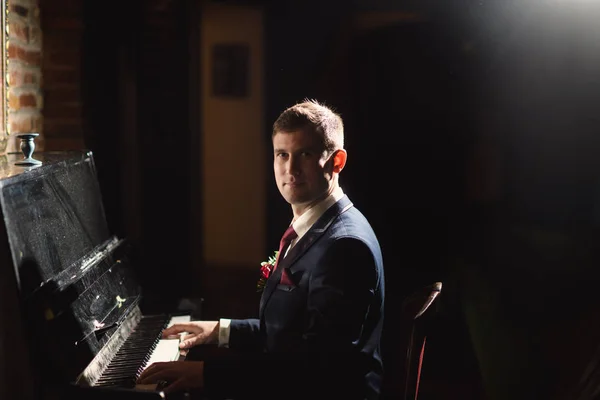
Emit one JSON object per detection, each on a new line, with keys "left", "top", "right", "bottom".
{"left": 211, "top": 43, "right": 249, "bottom": 98}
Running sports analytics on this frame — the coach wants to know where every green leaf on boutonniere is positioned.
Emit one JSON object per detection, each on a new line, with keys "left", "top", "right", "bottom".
{"left": 257, "top": 250, "right": 279, "bottom": 292}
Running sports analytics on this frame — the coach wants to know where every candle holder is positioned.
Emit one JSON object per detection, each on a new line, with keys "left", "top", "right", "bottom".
{"left": 15, "top": 133, "right": 42, "bottom": 166}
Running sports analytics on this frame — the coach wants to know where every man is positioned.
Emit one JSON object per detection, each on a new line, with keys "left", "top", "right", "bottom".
{"left": 138, "top": 100, "right": 385, "bottom": 400}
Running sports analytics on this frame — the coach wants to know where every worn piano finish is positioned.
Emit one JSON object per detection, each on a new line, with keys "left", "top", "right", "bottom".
{"left": 0, "top": 150, "right": 188, "bottom": 400}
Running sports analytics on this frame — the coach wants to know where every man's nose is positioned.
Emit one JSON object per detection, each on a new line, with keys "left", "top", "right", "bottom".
{"left": 288, "top": 157, "right": 301, "bottom": 175}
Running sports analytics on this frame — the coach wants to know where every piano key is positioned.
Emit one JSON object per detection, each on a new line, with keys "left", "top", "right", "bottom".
{"left": 140, "top": 338, "right": 181, "bottom": 373}
{"left": 95, "top": 313, "right": 191, "bottom": 388}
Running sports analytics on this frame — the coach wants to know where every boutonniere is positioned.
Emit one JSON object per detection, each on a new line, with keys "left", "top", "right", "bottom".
{"left": 257, "top": 250, "right": 278, "bottom": 292}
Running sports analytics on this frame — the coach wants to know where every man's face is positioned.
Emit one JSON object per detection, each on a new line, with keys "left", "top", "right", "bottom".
{"left": 272, "top": 129, "right": 334, "bottom": 211}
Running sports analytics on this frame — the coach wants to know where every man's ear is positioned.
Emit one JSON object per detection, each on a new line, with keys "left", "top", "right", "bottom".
{"left": 332, "top": 149, "right": 347, "bottom": 173}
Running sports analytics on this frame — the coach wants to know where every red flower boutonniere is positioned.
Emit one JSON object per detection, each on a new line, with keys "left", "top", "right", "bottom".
{"left": 257, "top": 251, "right": 278, "bottom": 292}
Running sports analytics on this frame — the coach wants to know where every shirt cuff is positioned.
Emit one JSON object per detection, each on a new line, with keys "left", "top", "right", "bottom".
{"left": 218, "top": 318, "right": 231, "bottom": 348}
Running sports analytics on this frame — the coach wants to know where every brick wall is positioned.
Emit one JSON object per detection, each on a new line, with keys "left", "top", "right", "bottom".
{"left": 6, "top": 0, "right": 86, "bottom": 154}
{"left": 6, "top": 0, "right": 43, "bottom": 153}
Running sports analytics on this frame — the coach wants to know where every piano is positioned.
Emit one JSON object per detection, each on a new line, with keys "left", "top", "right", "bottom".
{"left": 0, "top": 150, "right": 192, "bottom": 400}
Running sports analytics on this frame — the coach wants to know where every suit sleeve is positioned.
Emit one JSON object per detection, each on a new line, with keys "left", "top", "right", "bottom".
{"left": 228, "top": 318, "right": 261, "bottom": 350}
{"left": 305, "top": 237, "right": 378, "bottom": 352}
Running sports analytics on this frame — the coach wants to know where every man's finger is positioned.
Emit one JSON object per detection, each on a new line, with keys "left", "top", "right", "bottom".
{"left": 163, "top": 323, "right": 198, "bottom": 337}
{"left": 137, "top": 363, "right": 158, "bottom": 381}
{"left": 138, "top": 363, "right": 170, "bottom": 383}
{"left": 163, "top": 378, "right": 187, "bottom": 394}
{"left": 138, "top": 369, "right": 170, "bottom": 384}
{"left": 179, "top": 337, "right": 199, "bottom": 349}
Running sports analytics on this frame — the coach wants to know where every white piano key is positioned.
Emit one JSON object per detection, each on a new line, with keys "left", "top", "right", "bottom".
{"left": 139, "top": 314, "right": 192, "bottom": 373}
{"left": 142, "top": 338, "right": 180, "bottom": 370}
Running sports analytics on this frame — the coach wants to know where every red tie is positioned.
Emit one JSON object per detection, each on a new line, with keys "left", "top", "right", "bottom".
{"left": 273, "top": 225, "right": 297, "bottom": 271}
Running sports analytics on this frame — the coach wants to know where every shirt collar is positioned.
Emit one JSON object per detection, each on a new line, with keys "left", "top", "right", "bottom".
{"left": 290, "top": 186, "right": 345, "bottom": 244}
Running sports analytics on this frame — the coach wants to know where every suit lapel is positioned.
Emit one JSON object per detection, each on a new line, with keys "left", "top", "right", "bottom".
{"left": 259, "top": 196, "right": 354, "bottom": 317}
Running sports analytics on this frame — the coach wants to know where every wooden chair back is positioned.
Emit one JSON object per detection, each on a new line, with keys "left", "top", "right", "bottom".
{"left": 402, "top": 281, "right": 443, "bottom": 400}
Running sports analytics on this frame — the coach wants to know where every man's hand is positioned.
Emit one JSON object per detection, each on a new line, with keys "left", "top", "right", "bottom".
{"left": 137, "top": 360, "right": 204, "bottom": 393}
{"left": 163, "top": 320, "right": 219, "bottom": 348}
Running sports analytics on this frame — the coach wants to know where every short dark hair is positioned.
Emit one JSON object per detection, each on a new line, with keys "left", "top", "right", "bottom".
{"left": 272, "top": 99, "right": 344, "bottom": 153}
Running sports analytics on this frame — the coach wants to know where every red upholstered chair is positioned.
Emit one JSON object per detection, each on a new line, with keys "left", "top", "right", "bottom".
{"left": 402, "top": 281, "right": 443, "bottom": 400}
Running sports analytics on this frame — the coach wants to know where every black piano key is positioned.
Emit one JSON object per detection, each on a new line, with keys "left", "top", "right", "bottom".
{"left": 95, "top": 314, "right": 171, "bottom": 388}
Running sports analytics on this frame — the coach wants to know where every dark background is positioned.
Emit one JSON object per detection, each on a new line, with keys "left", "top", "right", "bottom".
{"left": 77, "top": 1, "right": 600, "bottom": 399}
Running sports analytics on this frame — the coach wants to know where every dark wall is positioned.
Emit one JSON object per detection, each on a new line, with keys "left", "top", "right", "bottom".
{"left": 82, "top": 0, "right": 201, "bottom": 313}
{"left": 454, "top": 2, "right": 600, "bottom": 399}
{"left": 263, "top": 0, "right": 354, "bottom": 244}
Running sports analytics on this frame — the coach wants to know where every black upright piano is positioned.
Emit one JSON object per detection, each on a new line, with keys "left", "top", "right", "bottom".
{"left": 0, "top": 150, "right": 191, "bottom": 400}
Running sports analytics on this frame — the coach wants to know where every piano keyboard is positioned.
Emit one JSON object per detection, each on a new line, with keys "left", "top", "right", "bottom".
{"left": 93, "top": 314, "right": 191, "bottom": 389}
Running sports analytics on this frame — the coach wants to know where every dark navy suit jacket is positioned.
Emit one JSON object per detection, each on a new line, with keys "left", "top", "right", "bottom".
{"left": 203, "top": 195, "right": 385, "bottom": 400}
